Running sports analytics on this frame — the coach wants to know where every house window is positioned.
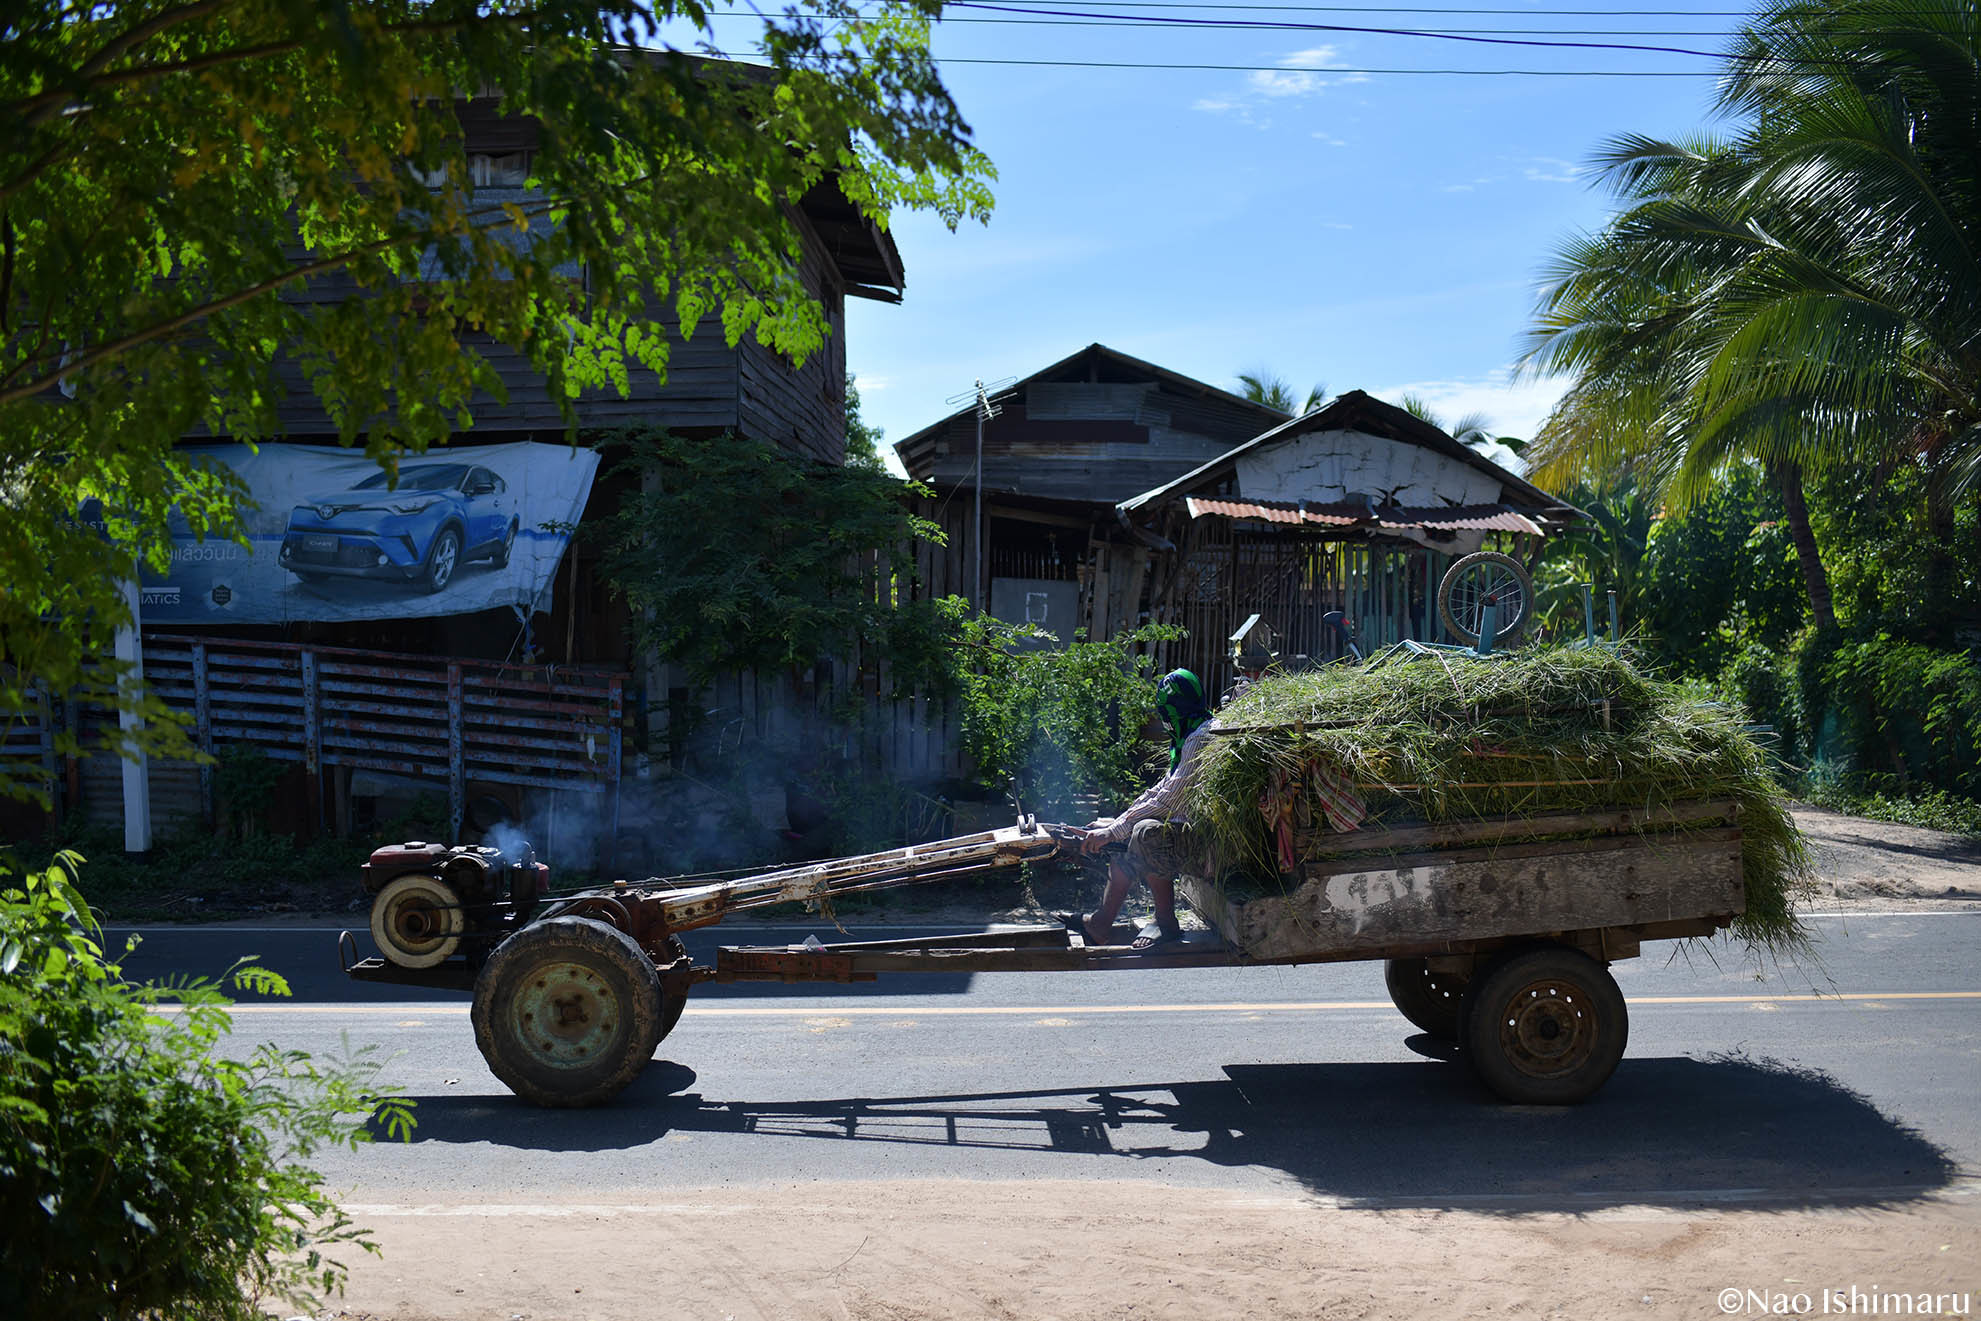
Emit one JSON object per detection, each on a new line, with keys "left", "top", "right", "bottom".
{"left": 413, "top": 151, "right": 532, "bottom": 189}
{"left": 469, "top": 151, "right": 531, "bottom": 187}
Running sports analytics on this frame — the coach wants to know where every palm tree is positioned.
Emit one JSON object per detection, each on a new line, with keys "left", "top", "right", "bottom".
{"left": 1397, "top": 392, "right": 1498, "bottom": 449}
{"left": 1522, "top": 0, "right": 1981, "bottom": 635}
{"left": 1236, "top": 369, "right": 1327, "bottom": 417}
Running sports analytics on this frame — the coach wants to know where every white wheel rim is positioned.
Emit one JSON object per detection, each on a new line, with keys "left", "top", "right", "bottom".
{"left": 371, "top": 874, "right": 464, "bottom": 968}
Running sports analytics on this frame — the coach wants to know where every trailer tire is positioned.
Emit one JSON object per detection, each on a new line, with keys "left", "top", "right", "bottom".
{"left": 1384, "top": 957, "right": 1467, "bottom": 1040}
{"left": 1460, "top": 946, "right": 1627, "bottom": 1105}
{"left": 472, "top": 917, "right": 662, "bottom": 1108}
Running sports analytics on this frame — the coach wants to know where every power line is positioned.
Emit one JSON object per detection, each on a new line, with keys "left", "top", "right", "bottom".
{"left": 928, "top": 55, "right": 1718, "bottom": 73}
{"left": 947, "top": 1, "right": 1734, "bottom": 56}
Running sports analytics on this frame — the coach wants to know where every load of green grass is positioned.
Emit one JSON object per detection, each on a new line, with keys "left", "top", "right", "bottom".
{"left": 1183, "top": 645, "right": 1812, "bottom": 954}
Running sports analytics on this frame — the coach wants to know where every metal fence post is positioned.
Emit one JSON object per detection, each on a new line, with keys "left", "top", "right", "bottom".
{"left": 192, "top": 642, "right": 215, "bottom": 827}
{"left": 301, "top": 649, "right": 323, "bottom": 836}
{"left": 447, "top": 662, "right": 464, "bottom": 841}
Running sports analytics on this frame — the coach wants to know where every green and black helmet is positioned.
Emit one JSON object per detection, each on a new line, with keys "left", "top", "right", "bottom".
{"left": 1154, "top": 668, "right": 1210, "bottom": 767}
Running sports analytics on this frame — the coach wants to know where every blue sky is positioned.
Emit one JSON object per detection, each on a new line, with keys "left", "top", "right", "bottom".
{"left": 704, "top": 5, "right": 1751, "bottom": 465}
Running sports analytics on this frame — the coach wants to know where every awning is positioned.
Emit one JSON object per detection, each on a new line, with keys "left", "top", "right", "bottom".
{"left": 1183, "top": 497, "right": 1545, "bottom": 538}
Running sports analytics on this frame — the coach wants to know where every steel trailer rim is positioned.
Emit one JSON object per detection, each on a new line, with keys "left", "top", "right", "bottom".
{"left": 1494, "top": 977, "right": 1598, "bottom": 1079}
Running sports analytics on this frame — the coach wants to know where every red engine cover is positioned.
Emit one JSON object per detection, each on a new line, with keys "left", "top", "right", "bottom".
{"left": 362, "top": 841, "right": 451, "bottom": 892}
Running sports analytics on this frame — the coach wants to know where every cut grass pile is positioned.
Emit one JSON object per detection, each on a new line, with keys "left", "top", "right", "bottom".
{"left": 1184, "top": 645, "right": 1813, "bottom": 954}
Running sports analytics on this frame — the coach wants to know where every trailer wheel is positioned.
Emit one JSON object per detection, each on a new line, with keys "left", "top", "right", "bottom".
{"left": 1384, "top": 957, "right": 1467, "bottom": 1040}
{"left": 1460, "top": 946, "right": 1627, "bottom": 1105}
{"left": 471, "top": 917, "right": 663, "bottom": 1108}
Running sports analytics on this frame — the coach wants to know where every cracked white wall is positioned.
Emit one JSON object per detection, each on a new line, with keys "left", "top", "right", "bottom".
{"left": 1232, "top": 428, "right": 1504, "bottom": 506}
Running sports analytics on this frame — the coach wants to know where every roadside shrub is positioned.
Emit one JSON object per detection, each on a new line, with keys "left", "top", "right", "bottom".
{"left": 0, "top": 854, "right": 413, "bottom": 1320}
{"left": 949, "top": 607, "right": 1184, "bottom": 815}
{"left": 1815, "top": 635, "right": 1981, "bottom": 796}
{"left": 1717, "top": 639, "right": 1803, "bottom": 764}
{"left": 1804, "top": 782, "right": 1981, "bottom": 836}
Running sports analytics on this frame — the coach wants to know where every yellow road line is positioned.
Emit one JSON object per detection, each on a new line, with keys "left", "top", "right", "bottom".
{"left": 209, "top": 990, "right": 1981, "bottom": 1017}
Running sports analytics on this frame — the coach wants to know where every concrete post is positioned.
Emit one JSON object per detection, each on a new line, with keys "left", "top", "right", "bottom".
{"left": 116, "top": 576, "right": 152, "bottom": 853}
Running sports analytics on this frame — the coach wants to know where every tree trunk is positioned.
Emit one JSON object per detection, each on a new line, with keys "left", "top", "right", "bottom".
{"left": 1923, "top": 468, "right": 1956, "bottom": 643}
{"left": 1774, "top": 461, "right": 1837, "bottom": 633}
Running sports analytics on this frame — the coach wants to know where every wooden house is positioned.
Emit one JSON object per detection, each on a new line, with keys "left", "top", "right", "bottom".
{"left": 894, "top": 343, "right": 1291, "bottom": 642}
{"left": 26, "top": 71, "right": 914, "bottom": 854}
{"left": 1116, "top": 390, "right": 1586, "bottom": 692}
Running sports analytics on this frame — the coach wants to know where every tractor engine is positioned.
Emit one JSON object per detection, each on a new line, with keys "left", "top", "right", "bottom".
{"left": 363, "top": 841, "right": 550, "bottom": 970}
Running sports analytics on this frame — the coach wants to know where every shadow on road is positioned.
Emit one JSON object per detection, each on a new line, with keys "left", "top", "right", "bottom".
{"left": 383, "top": 1048, "right": 1960, "bottom": 1210}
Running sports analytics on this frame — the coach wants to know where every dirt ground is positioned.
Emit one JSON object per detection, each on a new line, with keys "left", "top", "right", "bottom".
{"left": 321, "top": 1180, "right": 1981, "bottom": 1321}
{"left": 1794, "top": 808, "right": 1981, "bottom": 906}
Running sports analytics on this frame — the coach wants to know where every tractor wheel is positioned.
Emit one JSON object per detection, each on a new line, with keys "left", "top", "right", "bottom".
{"left": 1460, "top": 945, "right": 1628, "bottom": 1105}
{"left": 1383, "top": 957, "right": 1467, "bottom": 1040}
{"left": 472, "top": 917, "right": 662, "bottom": 1108}
{"left": 370, "top": 873, "right": 465, "bottom": 969}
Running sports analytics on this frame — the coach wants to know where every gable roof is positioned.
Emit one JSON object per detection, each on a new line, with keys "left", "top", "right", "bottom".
{"left": 1117, "top": 389, "right": 1585, "bottom": 523}
{"left": 892, "top": 342, "right": 1292, "bottom": 482}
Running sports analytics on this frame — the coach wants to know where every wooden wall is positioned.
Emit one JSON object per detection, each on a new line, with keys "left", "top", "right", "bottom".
{"left": 917, "top": 379, "right": 1278, "bottom": 505}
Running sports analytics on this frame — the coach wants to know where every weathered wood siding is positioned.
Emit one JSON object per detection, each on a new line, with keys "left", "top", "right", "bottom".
{"left": 921, "top": 381, "right": 1277, "bottom": 504}
{"left": 264, "top": 322, "right": 745, "bottom": 437}
{"left": 737, "top": 224, "right": 848, "bottom": 465}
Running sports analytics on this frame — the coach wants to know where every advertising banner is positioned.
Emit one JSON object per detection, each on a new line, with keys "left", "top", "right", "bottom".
{"left": 138, "top": 442, "right": 600, "bottom": 624}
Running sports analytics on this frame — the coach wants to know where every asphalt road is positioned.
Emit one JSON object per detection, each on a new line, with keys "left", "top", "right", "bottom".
{"left": 111, "top": 910, "right": 1981, "bottom": 1211}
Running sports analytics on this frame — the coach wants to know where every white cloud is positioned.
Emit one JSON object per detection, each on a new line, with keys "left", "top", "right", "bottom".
{"left": 1249, "top": 68, "right": 1327, "bottom": 97}
{"left": 1310, "top": 131, "right": 1348, "bottom": 146}
{"left": 1281, "top": 45, "right": 1342, "bottom": 66}
{"left": 1374, "top": 369, "right": 1572, "bottom": 451}
{"left": 1193, "top": 44, "right": 1347, "bottom": 117}
{"left": 1521, "top": 156, "right": 1581, "bottom": 184}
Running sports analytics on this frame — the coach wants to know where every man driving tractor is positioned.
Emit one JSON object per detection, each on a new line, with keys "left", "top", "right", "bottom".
{"left": 1061, "top": 668, "right": 1215, "bottom": 951}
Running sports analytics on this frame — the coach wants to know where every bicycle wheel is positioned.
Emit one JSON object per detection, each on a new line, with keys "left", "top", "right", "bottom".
{"left": 1437, "top": 551, "right": 1532, "bottom": 647}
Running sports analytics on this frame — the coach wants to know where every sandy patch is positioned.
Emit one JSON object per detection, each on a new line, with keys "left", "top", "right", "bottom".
{"left": 1793, "top": 808, "right": 1981, "bottom": 907}
{"left": 326, "top": 1179, "right": 1980, "bottom": 1321}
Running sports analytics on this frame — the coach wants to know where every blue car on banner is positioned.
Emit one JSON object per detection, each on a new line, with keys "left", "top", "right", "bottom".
{"left": 279, "top": 463, "right": 517, "bottom": 595}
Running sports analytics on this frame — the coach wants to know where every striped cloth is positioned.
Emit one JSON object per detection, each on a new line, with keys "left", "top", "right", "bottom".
{"left": 1260, "top": 756, "right": 1368, "bottom": 871}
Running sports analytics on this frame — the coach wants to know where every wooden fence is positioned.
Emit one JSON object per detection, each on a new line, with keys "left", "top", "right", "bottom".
{"left": 8, "top": 636, "right": 627, "bottom": 840}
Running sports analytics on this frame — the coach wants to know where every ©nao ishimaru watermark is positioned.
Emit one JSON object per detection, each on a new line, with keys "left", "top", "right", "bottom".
{"left": 1717, "top": 1285, "right": 1973, "bottom": 1315}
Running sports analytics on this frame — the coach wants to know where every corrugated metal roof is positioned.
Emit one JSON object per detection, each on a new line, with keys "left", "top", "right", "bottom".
{"left": 1185, "top": 497, "right": 1358, "bottom": 526}
{"left": 1184, "top": 498, "right": 1543, "bottom": 538}
{"left": 1379, "top": 506, "right": 1546, "bottom": 536}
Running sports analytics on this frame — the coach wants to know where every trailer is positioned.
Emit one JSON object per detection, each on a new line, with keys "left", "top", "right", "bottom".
{"left": 341, "top": 799, "right": 1745, "bottom": 1109}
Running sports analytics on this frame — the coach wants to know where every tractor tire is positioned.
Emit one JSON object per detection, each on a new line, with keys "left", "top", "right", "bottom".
{"left": 471, "top": 917, "right": 663, "bottom": 1108}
